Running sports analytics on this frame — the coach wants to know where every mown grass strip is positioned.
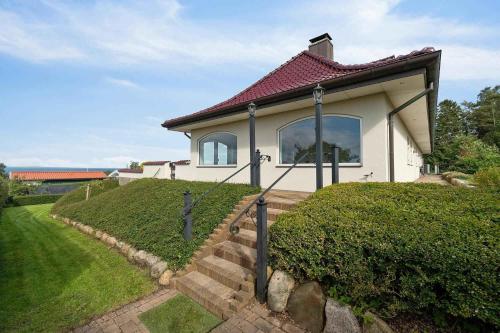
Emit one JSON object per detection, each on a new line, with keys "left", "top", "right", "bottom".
{"left": 0, "top": 204, "right": 155, "bottom": 333}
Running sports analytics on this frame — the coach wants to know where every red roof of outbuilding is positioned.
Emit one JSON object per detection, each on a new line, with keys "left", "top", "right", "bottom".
{"left": 142, "top": 161, "right": 170, "bottom": 166}
{"left": 10, "top": 171, "right": 107, "bottom": 181}
{"left": 163, "top": 47, "right": 438, "bottom": 128}
{"left": 117, "top": 168, "right": 143, "bottom": 174}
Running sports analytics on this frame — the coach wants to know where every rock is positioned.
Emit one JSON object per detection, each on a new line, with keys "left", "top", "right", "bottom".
{"left": 127, "top": 247, "right": 138, "bottom": 262}
{"left": 84, "top": 226, "right": 94, "bottom": 235}
{"left": 323, "top": 298, "right": 361, "bottom": 333}
{"left": 94, "top": 230, "right": 103, "bottom": 239}
{"left": 105, "top": 236, "right": 117, "bottom": 247}
{"left": 267, "top": 270, "right": 295, "bottom": 312}
{"left": 100, "top": 233, "right": 109, "bottom": 242}
{"left": 362, "top": 312, "right": 394, "bottom": 333}
{"left": 133, "top": 250, "right": 148, "bottom": 266}
{"left": 159, "top": 270, "right": 174, "bottom": 286}
{"left": 145, "top": 254, "right": 161, "bottom": 268}
{"left": 151, "top": 261, "right": 168, "bottom": 278}
{"left": 120, "top": 243, "right": 131, "bottom": 255}
{"left": 287, "top": 281, "right": 326, "bottom": 333}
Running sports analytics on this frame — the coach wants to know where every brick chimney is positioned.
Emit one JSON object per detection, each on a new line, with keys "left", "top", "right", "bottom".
{"left": 308, "top": 33, "right": 333, "bottom": 60}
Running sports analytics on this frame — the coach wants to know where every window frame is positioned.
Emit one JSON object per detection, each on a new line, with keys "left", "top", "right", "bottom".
{"left": 197, "top": 131, "right": 238, "bottom": 167}
{"left": 276, "top": 114, "right": 363, "bottom": 167}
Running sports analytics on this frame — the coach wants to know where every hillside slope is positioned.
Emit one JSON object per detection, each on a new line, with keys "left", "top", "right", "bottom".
{"left": 52, "top": 178, "right": 258, "bottom": 269}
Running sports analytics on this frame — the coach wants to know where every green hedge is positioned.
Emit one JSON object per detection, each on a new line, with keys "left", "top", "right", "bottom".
{"left": 7, "top": 194, "right": 64, "bottom": 206}
{"left": 51, "top": 179, "right": 118, "bottom": 210}
{"left": 474, "top": 166, "right": 500, "bottom": 189}
{"left": 269, "top": 183, "right": 499, "bottom": 328}
{"left": 52, "top": 178, "right": 258, "bottom": 270}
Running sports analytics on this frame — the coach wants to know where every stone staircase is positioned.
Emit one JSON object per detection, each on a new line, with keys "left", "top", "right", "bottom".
{"left": 171, "top": 190, "right": 309, "bottom": 319}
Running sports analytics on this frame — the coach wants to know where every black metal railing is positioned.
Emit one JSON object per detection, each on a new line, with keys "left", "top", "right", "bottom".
{"left": 228, "top": 147, "right": 340, "bottom": 303}
{"left": 182, "top": 151, "right": 270, "bottom": 240}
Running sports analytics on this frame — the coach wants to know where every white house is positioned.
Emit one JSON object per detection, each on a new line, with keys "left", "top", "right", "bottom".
{"left": 163, "top": 33, "right": 441, "bottom": 192}
{"left": 142, "top": 161, "right": 171, "bottom": 178}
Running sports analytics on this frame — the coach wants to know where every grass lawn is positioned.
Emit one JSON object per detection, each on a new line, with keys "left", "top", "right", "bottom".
{"left": 139, "top": 294, "right": 222, "bottom": 333}
{"left": 0, "top": 204, "right": 156, "bottom": 333}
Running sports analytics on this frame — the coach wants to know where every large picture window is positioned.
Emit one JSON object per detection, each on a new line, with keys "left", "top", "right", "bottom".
{"left": 199, "top": 132, "right": 237, "bottom": 166}
{"left": 279, "top": 115, "right": 361, "bottom": 164}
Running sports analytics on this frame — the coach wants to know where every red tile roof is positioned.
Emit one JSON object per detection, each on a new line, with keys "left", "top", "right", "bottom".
{"left": 142, "top": 161, "right": 170, "bottom": 166}
{"left": 163, "top": 47, "right": 438, "bottom": 128}
{"left": 171, "top": 160, "right": 190, "bottom": 165}
{"left": 118, "top": 168, "right": 143, "bottom": 174}
{"left": 10, "top": 171, "right": 107, "bottom": 181}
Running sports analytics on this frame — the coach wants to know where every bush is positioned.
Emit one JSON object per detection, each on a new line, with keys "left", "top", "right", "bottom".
{"left": 52, "top": 178, "right": 258, "bottom": 269}
{"left": 51, "top": 179, "right": 118, "bottom": 210}
{"left": 7, "top": 194, "right": 64, "bottom": 206}
{"left": 474, "top": 167, "right": 500, "bottom": 189}
{"left": 449, "top": 135, "right": 500, "bottom": 174}
{"left": 269, "top": 183, "right": 499, "bottom": 328}
{"left": 0, "top": 179, "right": 8, "bottom": 210}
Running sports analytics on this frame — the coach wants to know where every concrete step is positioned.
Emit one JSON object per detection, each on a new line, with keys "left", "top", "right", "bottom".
{"left": 229, "top": 228, "right": 257, "bottom": 248}
{"left": 174, "top": 271, "right": 237, "bottom": 320}
{"left": 213, "top": 240, "right": 257, "bottom": 271}
{"left": 196, "top": 255, "right": 255, "bottom": 294}
{"left": 239, "top": 217, "right": 275, "bottom": 232}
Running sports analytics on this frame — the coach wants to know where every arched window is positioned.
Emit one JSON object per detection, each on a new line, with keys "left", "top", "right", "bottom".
{"left": 199, "top": 132, "right": 237, "bottom": 165}
{"left": 279, "top": 116, "right": 361, "bottom": 164}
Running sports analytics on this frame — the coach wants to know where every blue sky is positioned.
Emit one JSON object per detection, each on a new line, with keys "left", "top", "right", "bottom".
{"left": 0, "top": 0, "right": 499, "bottom": 168}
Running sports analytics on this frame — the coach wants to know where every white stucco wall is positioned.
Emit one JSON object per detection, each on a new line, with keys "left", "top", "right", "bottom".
{"left": 143, "top": 164, "right": 170, "bottom": 179}
{"left": 174, "top": 164, "right": 192, "bottom": 181}
{"left": 181, "top": 93, "right": 395, "bottom": 192}
{"left": 392, "top": 114, "right": 423, "bottom": 181}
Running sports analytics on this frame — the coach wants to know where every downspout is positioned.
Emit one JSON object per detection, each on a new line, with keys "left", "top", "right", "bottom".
{"left": 183, "top": 132, "right": 191, "bottom": 139}
{"left": 389, "top": 82, "right": 434, "bottom": 182}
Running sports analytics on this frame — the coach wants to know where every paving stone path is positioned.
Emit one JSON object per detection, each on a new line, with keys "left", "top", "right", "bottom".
{"left": 73, "top": 289, "right": 304, "bottom": 333}
{"left": 211, "top": 303, "right": 306, "bottom": 333}
{"left": 72, "top": 288, "right": 177, "bottom": 333}
{"left": 415, "top": 174, "right": 448, "bottom": 185}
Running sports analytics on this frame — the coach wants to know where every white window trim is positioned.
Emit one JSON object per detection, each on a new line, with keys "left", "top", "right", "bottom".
{"left": 276, "top": 114, "right": 363, "bottom": 167}
{"left": 197, "top": 131, "right": 238, "bottom": 167}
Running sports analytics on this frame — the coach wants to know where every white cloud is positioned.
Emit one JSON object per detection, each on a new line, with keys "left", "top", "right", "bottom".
{"left": 105, "top": 77, "right": 140, "bottom": 89}
{"left": 0, "top": 0, "right": 498, "bottom": 80}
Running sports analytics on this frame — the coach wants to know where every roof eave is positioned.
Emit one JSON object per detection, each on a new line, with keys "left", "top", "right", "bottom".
{"left": 163, "top": 51, "right": 442, "bottom": 130}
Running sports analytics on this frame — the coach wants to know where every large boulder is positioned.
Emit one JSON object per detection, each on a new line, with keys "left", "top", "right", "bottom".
{"left": 94, "top": 230, "right": 103, "bottom": 239}
{"left": 145, "top": 254, "right": 161, "bottom": 268}
{"left": 267, "top": 270, "right": 295, "bottom": 312}
{"left": 362, "top": 312, "right": 394, "bottom": 333}
{"left": 159, "top": 270, "right": 174, "bottom": 286}
{"left": 133, "top": 250, "right": 148, "bottom": 266}
{"left": 151, "top": 261, "right": 168, "bottom": 278}
{"left": 120, "top": 243, "right": 131, "bottom": 256}
{"left": 127, "top": 247, "right": 138, "bottom": 263}
{"left": 323, "top": 298, "right": 361, "bottom": 333}
{"left": 287, "top": 281, "right": 326, "bottom": 333}
{"left": 105, "top": 236, "right": 117, "bottom": 247}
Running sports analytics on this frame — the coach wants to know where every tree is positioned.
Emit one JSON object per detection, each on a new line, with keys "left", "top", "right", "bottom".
{"left": 0, "top": 163, "right": 6, "bottom": 179}
{"left": 426, "top": 100, "right": 467, "bottom": 169}
{"left": 465, "top": 86, "right": 499, "bottom": 147}
{"left": 129, "top": 161, "right": 141, "bottom": 170}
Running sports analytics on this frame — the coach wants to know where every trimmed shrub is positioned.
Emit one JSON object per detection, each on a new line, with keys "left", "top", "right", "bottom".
{"left": 52, "top": 179, "right": 118, "bottom": 210}
{"left": 474, "top": 167, "right": 500, "bottom": 189}
{"left": 7, "top": 194, "right": 64, "bottom": 206}
{"left": 269, "top": 183, "right": 499, "bottom": 328}
{"left": 52, "top": 178, "right": 258, "bottom": 269}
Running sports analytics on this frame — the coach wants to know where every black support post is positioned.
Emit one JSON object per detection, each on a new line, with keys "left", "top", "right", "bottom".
{"left": 256, "top": 197, "right": 268, "bottom": 303}
{"left": 332, "top": 146, "right": 339, "bottom": 184}
{"left": 255, "top": 149, "right": 261, "bottom": 187}
{"left": 183, "top": 191, "right": 192, "bottom": 240}
{"left": 249, "top": 103, "right": 256, "bottom": 186}
{"left": 313, "top": 85, "right": 325, "bottom": 190}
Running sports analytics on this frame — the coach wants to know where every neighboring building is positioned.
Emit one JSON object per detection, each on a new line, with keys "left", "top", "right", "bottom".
{"left": 10, "top": 171, "right": 107, "bottom": 183}
{"left": 162, "top": 33, "right": 441, "bottom": 192}
{"left": 107, "top": 170, "right": 120, "bottom": 178}
{"left": 142, "top": 161, "right": 170, "bottom": 178}
{"left": 169, "top": 160, "right": 191, "bottom": 180}
{"left": 117, "top": 168, "right": 143, "bottom": 186}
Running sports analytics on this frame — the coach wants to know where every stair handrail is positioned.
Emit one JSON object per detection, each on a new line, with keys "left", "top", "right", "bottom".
{"left": 229, "top": 151, "right": 309, "bottom": 235}
{"left": 181, "top": 154, "right": 271, "bottom": 240}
